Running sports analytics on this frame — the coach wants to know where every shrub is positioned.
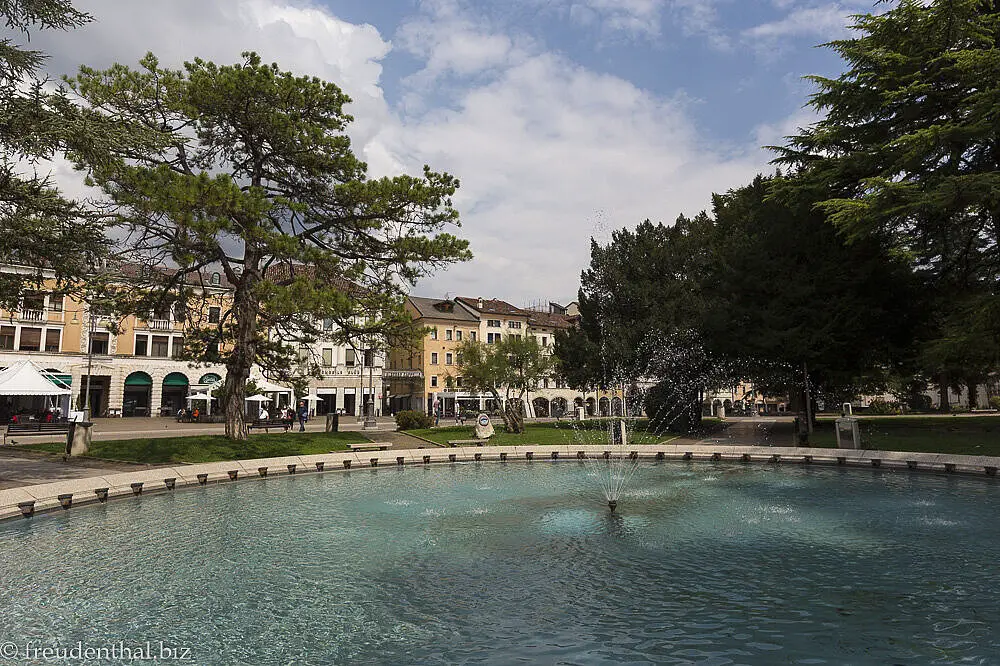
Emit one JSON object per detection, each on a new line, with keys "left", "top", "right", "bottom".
{"left": 989, "top": 396, "right": 1000, "bottom": 411}
{"left": 395, "top": 410, "right": 433, "bottom": 430}
{"left": 867, "top": 399, "right": 901, "bottom": 415}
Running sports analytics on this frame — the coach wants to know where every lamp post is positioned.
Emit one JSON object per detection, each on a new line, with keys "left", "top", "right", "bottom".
{"left": 70, "top": 306, "right": 97, "bottom": 420}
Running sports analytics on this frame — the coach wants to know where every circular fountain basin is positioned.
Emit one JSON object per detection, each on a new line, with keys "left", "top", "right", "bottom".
{"left": 0, "top": 462, "right": 997, "bottom": 664}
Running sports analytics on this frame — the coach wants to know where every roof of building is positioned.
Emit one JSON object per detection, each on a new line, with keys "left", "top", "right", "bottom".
{"left": 455, "top": 296, "right": 526, "bottom": 317}
{"left": 409, "top": 296, "right": 479, "bottom": 322}
{"left": 263, "top": 262, "right": 366, "bottom": 296}
{"left": 525, "top": 310, "right": 573, "bottom": 329}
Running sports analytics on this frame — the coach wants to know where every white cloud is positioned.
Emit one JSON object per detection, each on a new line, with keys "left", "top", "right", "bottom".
{"left": 32, "top": 0, "right": 792, "bottom": 305}
{"left": 390, "top": 4, "right": 775, "bottom": 303}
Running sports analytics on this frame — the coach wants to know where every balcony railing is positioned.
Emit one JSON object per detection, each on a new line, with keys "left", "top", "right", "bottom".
{"left": 18, "top": 309, "right": 44, "bottom": 322}
{"left": 147, "top": 319, "right": 172, "bottom": 330}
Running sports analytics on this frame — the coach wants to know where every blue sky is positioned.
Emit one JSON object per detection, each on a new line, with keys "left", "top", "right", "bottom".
{"left": 38, "top": 0, "right": 880, "bottom": 305}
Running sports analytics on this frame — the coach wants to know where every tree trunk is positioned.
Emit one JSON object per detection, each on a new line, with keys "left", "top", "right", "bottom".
{"left": 223, "top": 258, "right": 261, "bottom": 441}
{"left": 939, "top": 373, "right": 950, "bottom": 413}
{"left": 503, "top": 399, "right": 525, "bottom": 434}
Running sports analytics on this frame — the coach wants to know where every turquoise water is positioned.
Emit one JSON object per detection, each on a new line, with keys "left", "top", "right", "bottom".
{"left": 0, "top": 462, "right": 998, "bottom": 664}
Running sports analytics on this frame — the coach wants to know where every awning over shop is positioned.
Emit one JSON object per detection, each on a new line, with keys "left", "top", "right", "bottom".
{"left": 124, "top": 371, "right": 153, "bottom": 387}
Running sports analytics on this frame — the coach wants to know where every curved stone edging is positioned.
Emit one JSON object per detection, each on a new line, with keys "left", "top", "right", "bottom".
{"left": 2, "top": 444, "right": 997, "bottom": 522}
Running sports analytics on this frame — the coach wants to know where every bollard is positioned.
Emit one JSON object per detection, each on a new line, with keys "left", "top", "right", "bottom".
{"left": 577, "top": 451, "right": 586, "bottom": 460}
{"left": 871, "top": 459, "right": 881, "bottom": 468}
{"left": 448, "top": 454, "right": 457, "bottom": 462}
{"left": 803, "top": 455, "right": 813, "bottom": 464}
{"left": 18, "top": 501, "right": 34, "bottom": 518}
{"left": 837, "top": 457, "right": 847, "bottom": 465}
{"left": 603, "top": 451, "right": 610, "bottom": 460}
{"left": 944, "top": 463, "right": 955, "bottom": 473}
{"left": 655, "top": 451, "right": 665, "bottom": 461}
{"left": 58, "top": 494, "right": 73, "bottom": 510}
{"left": 711, "top": 452, "right": 721, "bottom": 461}
{"left": 525, "top": 451, "right": 534, "bottom": 461}
{"left": 551, "top": 451, "right": 559, "bottom": 460}
{"left": 95, "top": 488, "right": 109, "bottom": 501}
{"left": 227, "top": 470, "right": 239, "bottom": 481}
{"left": 370, "top": 458, "right": 378, "bottom": 467}
{"left": 907, "top": 461, "right": 918, "bottom": 470}
{"left": 197, "top": 474, "right": 208, "bottom": 485}
{"left": 163, "top": 478, "right": 176, "bottom": 490}
{"left": 770, "top": 455, "right": 781, "bottom": 463}
{"left": 315, "top": 462, "right": 325, "bottom": 472}
{"left": 287, "top": 464, "right": 297, "bottom": 474}
{"left": 986, "top": 466, "right": 997, "bottom": 477}
{"left": 423, "top": 455, "right": 431, "bottom": 464}
{"left": 397, "top": 456, "right": 405, "bottom": 466}
{"left": 131, "top": 482, "right": 144, "bottom": 496}
{"left": 258, "top": 467, "right": 268, "bottom": 478}
{"left": 741, "top": 453, "right": 751, "bottom": 462}
{"left": 343, "top": 460, "right": 352, "bottom": 469}
{"left": 474, "top": 452, "right": 482, "bottom": 461}
{"left": 682, "top": 452, "right": 692, "bottom": 461}
{"left": 629, "top": 451, "right": 638, "bottom": 460}
{"left": 500, "top": 452, "right": 508, "bottom": 462}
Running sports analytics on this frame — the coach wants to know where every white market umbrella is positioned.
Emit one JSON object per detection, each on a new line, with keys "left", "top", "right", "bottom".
{"left": 186, "top": 393, "right": 213, "bottom": 401}
{"left": 302, "top": 395, "right": 322, "bottom": 402}
{"left": 245, "top": 395, "right": 271, "bottom": 403}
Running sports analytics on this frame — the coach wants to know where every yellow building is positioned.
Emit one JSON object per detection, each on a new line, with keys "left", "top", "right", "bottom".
{"left": 0, "top": 265, "right": 229, "bottom": 418}
{"left": 386, "top": 296, "right": 480, "bottom": 414}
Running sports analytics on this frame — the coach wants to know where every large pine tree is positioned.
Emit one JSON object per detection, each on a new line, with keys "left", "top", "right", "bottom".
{"left": 773, "top": 0, "right": 1000, "bottom": 398}
{"left": 65, "top": 53, "right": 471, "bottom": 439}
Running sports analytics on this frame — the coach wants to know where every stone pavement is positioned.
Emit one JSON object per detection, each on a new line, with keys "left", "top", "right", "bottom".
{"left": 0, "top": 448, "right": 143, "bottom": 490}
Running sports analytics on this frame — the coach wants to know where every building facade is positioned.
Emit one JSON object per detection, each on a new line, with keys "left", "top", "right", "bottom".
{"left": 388, "top": 295, "right": 623, "bottom": 417}
{"left": 0, "top": 267, "right": 228, "bottom": 418}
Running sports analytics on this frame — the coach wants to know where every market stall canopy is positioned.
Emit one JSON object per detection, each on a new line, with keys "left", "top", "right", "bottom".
{"left": 186, "top": 393, "right": 214, "bottom": 402}
{"left": 245, "top": 395, "right": 271, "bottom": 403}
{"left": 0, "top": 361, "right": 71, "bottom": 396}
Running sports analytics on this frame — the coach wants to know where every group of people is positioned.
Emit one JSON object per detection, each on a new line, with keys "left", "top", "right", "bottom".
{"left": 3, "top": 405, "right": 64, "bottom": 424}
{"left": 257, "top": 401, "right": 310, "bottom": 432}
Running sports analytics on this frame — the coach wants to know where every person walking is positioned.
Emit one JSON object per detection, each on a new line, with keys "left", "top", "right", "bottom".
{"left": 297, "top": 400, "right": 308, "bottom": 432}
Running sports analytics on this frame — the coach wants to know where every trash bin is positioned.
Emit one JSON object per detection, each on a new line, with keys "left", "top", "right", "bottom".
{"left": 325, "top": 412, "right": 339, "bottom": 433}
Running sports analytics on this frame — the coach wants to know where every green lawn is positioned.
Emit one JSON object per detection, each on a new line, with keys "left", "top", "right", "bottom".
{"left": 406, "top": 418, "right": 719, "bottom": 447}
{"left": 14, "top": 431, "right": 369, "bottom": 464}
{"left": 810, "top": 416, "right": 1000, "bottom": 456}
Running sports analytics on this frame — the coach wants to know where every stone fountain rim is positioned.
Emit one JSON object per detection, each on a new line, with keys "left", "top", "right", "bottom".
{"left": 2, "top": 444, "right": 997, "bottom": 523}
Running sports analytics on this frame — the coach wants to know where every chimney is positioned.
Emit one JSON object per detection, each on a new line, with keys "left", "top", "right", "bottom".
{"left": 477, "top": 297, "right": 484, "bottom": 310}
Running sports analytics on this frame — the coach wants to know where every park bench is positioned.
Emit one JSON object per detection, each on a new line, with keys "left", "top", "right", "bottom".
{"left": 447, "top": 439, "right": 489, "bottom": 447}
{"left": 347, "top": 441, "right": 390, "bottom": 452}
{"left": 247, "top": 419, "right": 291, "bottom": 433}
{"left": 3, "top": 421, "right": 71, "bottom": 445}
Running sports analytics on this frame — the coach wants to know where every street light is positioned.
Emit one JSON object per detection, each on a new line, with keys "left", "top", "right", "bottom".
{"left": 69, "top": 306, "right": 97, "bottom": 420}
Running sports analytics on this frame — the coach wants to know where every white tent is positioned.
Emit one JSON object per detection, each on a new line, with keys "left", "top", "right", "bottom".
{"left": 245, "top": 395, "right": 271, "bottom": 403}
{"left": 0, "top": 361, "right": 71, "bottom": 396}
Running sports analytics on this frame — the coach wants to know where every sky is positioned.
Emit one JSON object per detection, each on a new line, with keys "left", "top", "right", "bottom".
{"left": 29, "top": 0, "right": 882, "bottom": 307}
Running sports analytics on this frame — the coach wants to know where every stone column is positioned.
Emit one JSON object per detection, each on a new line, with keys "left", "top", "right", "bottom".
{"left": 150, "top": 368, "right": 164, "bottom": 417}
{"left": 108, "top": 366, "right": 125, "bottom": 417}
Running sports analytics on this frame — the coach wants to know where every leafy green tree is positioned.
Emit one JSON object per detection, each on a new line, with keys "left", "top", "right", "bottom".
{"left": 554, "top": 217, "right": 714, "bottom": 431}
{"left": 0, "top": 0, "right": 108, "bottom": 308}
{"left": 773, "top": 0, "right": 1000, "bottom": 407}
{"left": 555, "top": 217, "right": 712, "bottom": 383}
{"left": 65, "top": 53, "right": 471, "bottom": 440}
{"left": 703, "top": 175, "right": 925, "bottom": 421}
{"left": 454, "top": 335, "right": 554, "bottom": 433}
